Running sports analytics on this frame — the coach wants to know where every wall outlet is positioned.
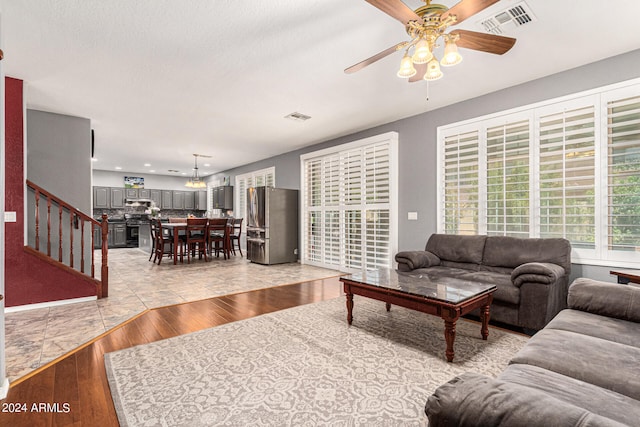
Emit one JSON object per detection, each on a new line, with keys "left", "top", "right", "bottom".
{"left": 408, "top": 212, "right": 418, "bottom": 220}
{"left": 4, "top": 212, "right": 17, "bottom": 222}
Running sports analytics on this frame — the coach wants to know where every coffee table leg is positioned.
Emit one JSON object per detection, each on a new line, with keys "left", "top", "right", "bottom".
{"left": 444, "top": 319, "right": 456, "bottom": 362}
{"left": 480, "top": 303, "right": 491, "bottom": 340}
{"left": 346, "top": 292, "right": 354, "bottom": 325}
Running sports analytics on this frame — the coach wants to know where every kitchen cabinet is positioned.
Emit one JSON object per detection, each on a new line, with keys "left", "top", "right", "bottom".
{"left": 93, "top": 186, "right": 110, "bottom": 209}
{"left": 172, "top": 191, "right": 185, "bottom": 210}
{"left": 195, "top": 190, "right": 207, "bottom": 210}
{"left": 138, "top": 188, "right": 151, "bottom": 199}
{"left": 213, "top": 186, "right": 233, "bottom": 210}
{"left": 111, "top": 188, "right": 125, "bottom": 209}
{"left": 125, "top": 188, "right": 138, "bottom": 199}
{"left": 161, "top": 190, "right": 173, "bottom": 209}
{"left": 184, "top": 192, "right": 195, "bottom": 210}
{"left": 150, "top": 189, "right": 162, "bottom": 207}
{"left": 93, "top": 226, "right": 103, "bottom": 249}
{"left": 111, "top": 223, "right": 127, "bottom": 248}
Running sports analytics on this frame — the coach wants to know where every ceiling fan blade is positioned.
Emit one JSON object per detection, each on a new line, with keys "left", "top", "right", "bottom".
{"left": 408, "top": 63, "right": 427, "bottom": 83}
{"left": 450, "top": 29, "right": 516, "bottom": 54}
{"left": 365, "top": 0, "right": 422, "bottom": 25}
{"left": 344, "top": 42, "right": 408, "bottom": 74}
{"left": 441, "top": 0, "right": 499, "bottom": 25}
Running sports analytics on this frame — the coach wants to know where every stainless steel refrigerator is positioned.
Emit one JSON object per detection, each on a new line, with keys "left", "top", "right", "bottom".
{"left": 246, "top": 187, "right": 298, "bottom": 265}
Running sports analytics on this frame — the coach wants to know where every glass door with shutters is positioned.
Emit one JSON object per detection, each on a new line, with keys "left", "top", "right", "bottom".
{"left": 301, "top": 133, "right": 398, "bottom": 271}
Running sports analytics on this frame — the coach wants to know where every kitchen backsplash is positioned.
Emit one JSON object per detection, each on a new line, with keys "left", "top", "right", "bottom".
{"left": 96, "top": 207, "right": 206, "bottom": 219}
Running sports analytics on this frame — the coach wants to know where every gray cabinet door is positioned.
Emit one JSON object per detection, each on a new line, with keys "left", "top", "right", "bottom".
{"left": 195, "top": 190, "right": 207, "bottom": 210}
{"left": 93, "top": 187, "right": 110, "bottom": 209}
{"left": 161, "top": 190, "right": 173, "bottom": 209}
{"left": 172, "top": 191, "right": 185, "bottom": 210}
{"left": 214, "top": 186, "right": 234, "bottom": 210}
{"left": 111, "top": 188, "right": 125, "bottom": 208}
{"left": 184, "top": 192, "right": 195, "bottom": 210}
{"left": 138, "top": 189, "right": 151, "bottom": 199}
{"left": 150, "top": 189, "right": 162, "bottom": 207}
{"left": 112, "top": 224, "right": 127, "bottom": 247}
{"left": 125, "top": 188, "right": 138, "bottom": 199}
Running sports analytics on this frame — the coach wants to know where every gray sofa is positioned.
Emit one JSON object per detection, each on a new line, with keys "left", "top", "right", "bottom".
{"left": 395, "top": 234, "right": 571, "bottom": 331}
{"left": 425, "top": 278, "right": 640, "bottom": 427}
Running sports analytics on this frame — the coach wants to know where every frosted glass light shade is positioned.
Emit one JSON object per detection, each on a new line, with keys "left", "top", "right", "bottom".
{"left": 412, "top": 39, "right": 433, "bottom": 64}
{"left": 441, "top": 40, "right": 462, "bottom": 67}
{"left": 397, "top": 53, "right": 417, "bottom": 78}
{"left": 424, "top": 57, "right": 443, "bottom": 81}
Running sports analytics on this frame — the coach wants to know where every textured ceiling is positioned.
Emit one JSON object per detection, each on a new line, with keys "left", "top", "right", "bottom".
{"left": 2, "top": 0, "right": 640, "bottom": 177}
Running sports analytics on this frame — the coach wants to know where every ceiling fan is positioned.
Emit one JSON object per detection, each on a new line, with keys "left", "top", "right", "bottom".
{"left": 345, "top": 0, "right": 516, "bottom": 82}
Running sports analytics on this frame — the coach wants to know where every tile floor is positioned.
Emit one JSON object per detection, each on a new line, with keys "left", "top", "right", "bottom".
{"left": 4, "top": 248, "right": 342, "bottom": 382}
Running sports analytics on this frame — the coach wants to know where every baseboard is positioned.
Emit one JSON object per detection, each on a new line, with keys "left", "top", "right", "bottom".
{"left": 0, "top": 377, "right": 9, "bottom": 400}
{"left": 4, "top": 296, "right": 97, "bottom": 313}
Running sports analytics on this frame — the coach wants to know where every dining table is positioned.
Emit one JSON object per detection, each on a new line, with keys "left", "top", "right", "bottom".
{"left": 162, "top": 222, "right": 187, "bottom": 265}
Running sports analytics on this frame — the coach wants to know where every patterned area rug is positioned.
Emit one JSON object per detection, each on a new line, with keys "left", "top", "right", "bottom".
{"left": 105, "top": 296, "right": 529, "bottom": 426}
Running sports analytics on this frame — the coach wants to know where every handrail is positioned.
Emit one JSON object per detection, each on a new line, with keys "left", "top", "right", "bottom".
{"left": 26, "top": 179, "right": 109, "bottom": 298}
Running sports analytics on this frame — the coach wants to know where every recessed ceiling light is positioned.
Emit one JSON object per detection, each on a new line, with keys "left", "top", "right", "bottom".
{"left": 204, "top": 163, "right": 210, "bottom": 167}
{"left": 144, "top": 163, "right": 151, "bottom": 167}
{"left": 91, "top": 158, "right": 98, "bottom": 162}
{"left": 115, "top": 166, "right": 122, "bottom": 170}
{"left": 181, "top": 172, "right": 187, "bottom": 175}
{"left": 149, "top": 170, "right": 155, "bottom": 173}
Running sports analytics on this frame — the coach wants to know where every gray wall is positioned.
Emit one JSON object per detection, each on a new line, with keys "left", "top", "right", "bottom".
{"left": 93, "top": 169, "right": 198, "bottom": 191}
{"left": 210, "top": 48, "right": 640, "bottom": 283}
{"left": 27, "top": 109, "right": 92, "bottom": 212}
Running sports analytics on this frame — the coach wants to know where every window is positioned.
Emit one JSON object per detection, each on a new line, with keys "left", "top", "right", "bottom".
{"left": 301, "top": 132, "right": 398, "bottom": 271}
{"left": 234, "top": 167, "right": 275, "bottom": 220}
{"left": 438, "top": 79, "right": 640, "bottom": 267}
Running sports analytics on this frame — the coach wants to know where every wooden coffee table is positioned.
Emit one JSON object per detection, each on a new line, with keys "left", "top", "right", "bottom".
{"left": 340, "top": 268, "right": 496, "bottom": 362}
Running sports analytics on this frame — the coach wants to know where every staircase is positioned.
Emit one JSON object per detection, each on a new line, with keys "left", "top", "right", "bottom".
{"left": 26, "top": 180, "right": 109, "bottom": 298}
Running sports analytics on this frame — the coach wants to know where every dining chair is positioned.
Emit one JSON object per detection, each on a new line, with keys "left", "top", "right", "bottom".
{"left": 229, "top": 218, "right": 243, "bottom": 256}
{"left": 153, "top": 219, "right": 175, "bottom": 265}
{"left": 208, "top": 218, "right": 230, "bottom": 259}
{"left": 186, "top": 218, "right": 209, "bottom": 263}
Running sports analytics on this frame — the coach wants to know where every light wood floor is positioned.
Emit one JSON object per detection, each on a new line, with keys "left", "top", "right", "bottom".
{"left": 0, "top": 277, "right": 343, "bottom": 427}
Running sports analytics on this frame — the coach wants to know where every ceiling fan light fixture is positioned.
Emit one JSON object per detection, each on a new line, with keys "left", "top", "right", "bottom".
{"left": 424, "top": 57, "right": 443, "bottom": 81}
{"left": 397, "top": 52, "right": 417, "bottom": 78}
{"left": 411, "top": 38, "right": 433, "bottom": 64}
{"left": 441, "top": 39, "right": 463, "bottom": 67}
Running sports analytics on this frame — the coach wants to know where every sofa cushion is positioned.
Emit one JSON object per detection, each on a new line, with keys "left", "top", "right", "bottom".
{"left": 500, "top": 364, "right": 640, "bottom": 427}
{"left": 569, "top": 278, "right": 640, "bottom": 322}
{"left": 425, "top": 234, "right": 486, "bottom": 264}
{"left": 510, "top": 328, "right": 640, "bottom": 401}
{"left": 482, "top": 236, "right": 571, "bottom": 273}
{"left": 394, "top": 250, "right": 440, "bottom": 270}
{"left": 546, "top": 309, "right": 640, "bottom": 349}
{"left": 425, "top": 372, "right": 626, "bottom": 427}
{"left": 511, "top": 262, "right": 565, "bottom": 287}
{"left": 459, "top": 271, "right": 520, "bottom": 305}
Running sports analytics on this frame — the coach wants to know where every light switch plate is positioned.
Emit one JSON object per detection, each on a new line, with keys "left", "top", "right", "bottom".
{"left": 4, "top": 211, "right": 17, "bottom": 222}
{"left": 408, "top": 212, "right": 418, "bottom": 220}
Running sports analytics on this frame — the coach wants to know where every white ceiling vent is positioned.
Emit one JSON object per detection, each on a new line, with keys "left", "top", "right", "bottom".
{"left": 478, "top": 1, "right": 536, "bottom": 35}
{"left": 284, "top": 112, "right": 312, "bottom": 122}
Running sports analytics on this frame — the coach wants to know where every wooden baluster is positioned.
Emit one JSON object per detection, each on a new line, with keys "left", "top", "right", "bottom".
{"left": 80, "top": 217, "right": 85, "bottom": 274}
{"left": 59, "top": 207, "right": 63, "bottom": 262}
{"left": 35, "top": 189, "right": 40, "bottom": 251}
{"left": 69, "top": 211, "right": 74, "bottom": 268}
{"left": 101, "top": 214, "right": 109, "bottom": 298}
{"left": 47, "top": 196, "right": 52, "bottom": 256}
{"left": 91, "top": 223, "right": 95, "bottom": 278}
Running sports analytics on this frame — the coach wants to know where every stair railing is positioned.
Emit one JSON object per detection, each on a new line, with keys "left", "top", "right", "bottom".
{"left": 26, "top": 180, "right": 108, "bottom": 297}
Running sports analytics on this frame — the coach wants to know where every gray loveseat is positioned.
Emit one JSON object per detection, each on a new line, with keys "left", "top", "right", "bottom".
{"left": 395, "top": 234, "right": 571, "bottom": 331}
{"left": 425, "top": 278, "right": 640, "bottom": 427}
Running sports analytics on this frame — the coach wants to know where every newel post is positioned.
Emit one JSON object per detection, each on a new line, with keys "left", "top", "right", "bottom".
{"left": 101, "top": 214, "right": 109, "bottom": 297}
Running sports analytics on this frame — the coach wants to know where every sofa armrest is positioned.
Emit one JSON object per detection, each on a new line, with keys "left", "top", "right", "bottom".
{"left": 568, "top": 278, "right": 640, "bottom": 323}
{"left": 395, "top": 250, "right": 440, "bottom": 271}
{"left": 425, "top": 372, "right": 626, "bottom": 427}
{"left": 511, "top": 262, "right": 565, "bottom": 287}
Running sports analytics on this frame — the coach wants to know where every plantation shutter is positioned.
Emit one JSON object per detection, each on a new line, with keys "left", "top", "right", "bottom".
{"left": 235, "top": 167, "right": 276, "bottom": 224}
{"left": 302, "top": 134, "right": 396, "bottom": 271}
{"left": 486, "top": 120, "right": 530, "bottom": 237}
{"left": 606, "top": 94, "right": 640, "bottom": 252}
{"left": 442, "top": 130, "right": 480, "bottom": 234}
{"left": 538, "top": 105, "right": 596, "bottom": 248}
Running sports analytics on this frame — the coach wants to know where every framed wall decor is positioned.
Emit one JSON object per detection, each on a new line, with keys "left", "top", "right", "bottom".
{"left": 124, "top": 176, "right": 144, "bottom": 188}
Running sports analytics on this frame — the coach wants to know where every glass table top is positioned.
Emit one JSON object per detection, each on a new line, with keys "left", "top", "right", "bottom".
{"left": 341, "top": 268, "right": 496, "bottom": 304}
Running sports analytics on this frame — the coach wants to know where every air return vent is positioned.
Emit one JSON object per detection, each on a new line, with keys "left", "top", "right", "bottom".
{"left": 478, "top": 1, "right": 536, "bottom": 35}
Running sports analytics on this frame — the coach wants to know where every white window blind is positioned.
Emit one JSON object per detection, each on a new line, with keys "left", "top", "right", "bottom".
{"left": 486, "top": 120, "right": 530, "bottom": 237}
{"left": 538, "top": 105, "right": 596, "bottom": 248}
{"left": 443, "top": 130, "right": 480, "bottom": 235}
{"left": 606, "top": 94, "right": 640, "bottom": 253}
{"left": 301, "top": 133, "right": 397, "bottom": 271}
{"left": 438, "top": 79, "right": 640, "bottom": 266}
{"left": 234, "top": 167, "right": 275, "bottom": 220}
